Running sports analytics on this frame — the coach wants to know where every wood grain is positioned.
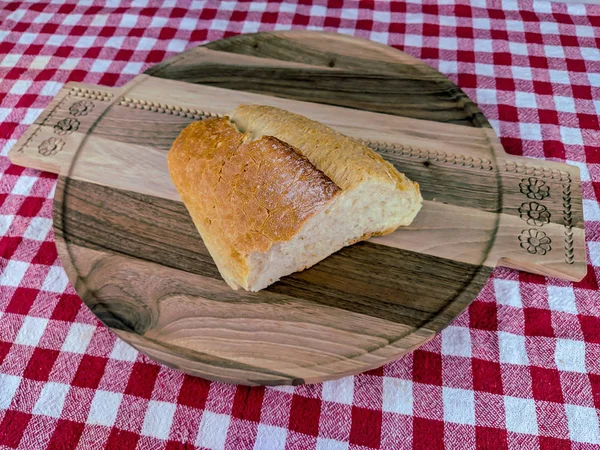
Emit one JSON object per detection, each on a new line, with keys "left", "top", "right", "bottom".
{"left": 9, "top": 31, "right": 587, "bottom": 385}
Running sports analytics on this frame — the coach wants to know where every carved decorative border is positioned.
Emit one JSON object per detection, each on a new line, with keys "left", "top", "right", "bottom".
{"left": 361, "top": 140, "right": 494, "bottom": 170}
{"left": 118, "top": 97, "right": 222, "bottom": 121}
{"left": 69, "top": 87, "right": 114, "bottom": 102}
{"left": 504, "top": 160, "right": 570, "bottom": 182}
{"left": 562, "top": 174, "right": 575, "bottom": 265}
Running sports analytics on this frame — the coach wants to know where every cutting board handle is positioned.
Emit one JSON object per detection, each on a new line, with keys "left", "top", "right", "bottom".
{"left": 9, "top": 82, "right": 129, "bottom": 175}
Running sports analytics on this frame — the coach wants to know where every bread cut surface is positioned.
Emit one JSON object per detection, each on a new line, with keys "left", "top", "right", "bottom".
{"left": 168, "top": 105, "right": 422, "bottom": 291}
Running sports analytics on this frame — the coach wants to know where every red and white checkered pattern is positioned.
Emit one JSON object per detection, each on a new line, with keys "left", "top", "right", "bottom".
{"left": 1, "top": 0, "right": 599, "bottom": 449}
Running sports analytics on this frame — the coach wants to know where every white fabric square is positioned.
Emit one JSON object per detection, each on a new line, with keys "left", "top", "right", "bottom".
{"left": 515, "top": 91, "right": 537, "bottom": 108}
{"left": 589, "top": 242, "right": 600, "bottom": 267}
{"left": 555, "top": 339, "right": 586, "bottom": 373}
{"left": 0, "top": 215, "right": 14, "bottom": 235}
{"left": 438, "top": 60, "right": 457, "bottom": 74}
{"left": 42, "top": 266, "right": 70, "bottom": 293}
{"left": 549, "top": 70, "right": 571, "bottom": 85}
{"left": 475, "top": 63, "right": 495, "bottom": 77}
{"left": 1, "top": 139, "right": 17, "bottom": 157}
{"left": 476, "top": 89, "right": 497, "bottom": 105}
{"left": 30, "top": 55, "right": 50, "bottom": 70}
{"left": 0, "top": 374, "right": 21, "bottom": 409}
{"left": 439, "top": 16, "right": 457, "bottom": 27}
{"left": 382, "top": 378, "right": 413, "bottom": 415}
{"left": 583, "top": 199, "right": 600, "bottom": 221}
{"left": 576, "top": 25, "right": 595, "bottom": 38}
{"left": 241, "top": 21, "right": 259, "bottom": 35}
{"left": 90, "top": 59, "right": 112, "bottom": 73}
{"left": 254, "top": 424, "right": 287, "bottom": 450}
{"left": 370, "top": 32, "right": 388, "bottom": 45}
{"left": 47, "top": 34, "right": 67, "bottom": 46}
{"left": 560, "top": 126, "right": 584, "bottom": 146}
{"left": 137, "top": 37, "right": 157, "bottom": 51}
{"left": 341, "top": 9, "right": 358, "bottom": 20}
{"left": 442, "top": 326, "right": 471, "bottom": 357}
{"left": 23, "top": 108, "right": 43, "bottom": 125}
{"left": 150, "top": 16, "right": 168, "bottom": 28}
{"left": 540, "top": 21, "right": 559, "bottom": 35}
{"left": 373, "top": 11, "right": 391, "bottom": 23}
{"left": 40, "top": 81, "right": 62, "bottom": 97}
{"left": 90, "top": 14, "right": 108, "bottom": 27}
{"left": 311, "top": 5, "right": 327, "bottom": 16}
{"left": 567, "top": 4, "right": 587, "bottom": 15}
{"left": 509, "top": 42, "right": 528, "bottom": 56}
{"left": 474, "top": 39, "right": 493, "bottom": 53}
{"left": 141, "top": 400, "right": 177, "bottom": 439}
{"left": 443, "top": 387, "right": 475, "bottom": 425}
{"left": 404, "top": 34, "right": 422, "bottom": 48}
{"left": 580, "top": 48, "right": 600, "bottom": 62}
{"left": 519, "top": 122, "right": 542, "bottom": 141}
{"left": 439, "top": 37, "right": 458, "bottom": 51}
{"left": 249, "top": 2, "right": 267, "bottom": 12}
{"left": 15, "top": 316, "right": 49, "bottom": 347}
{"left": 9, "top": 80, "right": 33, "bottom": 95}
{"left": 11, "top": 176, "right": 37, "bottom": 196}
{"left": 33, "top": 12, "right": 53, "bottom": 23}
{"left": 75, "top": 36, "right": 96, "bottom": 48}
{"left": 472, "top": 18, "right": 491, "bottom": 30}
{"left": 498, "top": 332, "right": 529, "bottom": 365}
{"left": 512, "top": 66, "right": 532, "bottom": 81}
{"left": 0, "top": 260, "right": 28, "bottom": 287}
{"left": 87, "top": 390, "right": 123, "bottom": 426}
{"left": 504, "top": 396, "right": 539, "bottom": 435}
{"left": 547, "top": 286, "right": 578, "bottom": 314}
{"left": 316, "top": 438, "right": 349, "bottom": 450}
{"left": 167, "top": 39, "right": 188, "bottom": 53}
{"left": 196, "top": 411, "right": 231, "bottom": 450}
{"left": 32, "top": 382, "right": 70, "bottom": 418}
{"left": 211, "top": 20, "right": 229, "bottom": 31}
{"left": 546, "top": 45, "right": 566, "bottom": 59}
{"left": 105, "top": 36, "right": 125, "bottom": 49}
{"left": 18, "top": 32, "right": 37, "bottom": 45}
{"left": 61, "top": 323, "right": 96, "bottom": 354}
{"left": 7, "top": 8, "right": 26, "bottom": 22}
{"left": 119, "top": 13, "right": 139, "bottom": 27}
{"left": 567, "top": 160, "right": 590, "bottom": 182}
{"left": 62, "top": 14, "right": 83, "bottom": 26}
{"left": 494, "top": 279, "right": 522, "bottom": 307}
{"left": 506, "top": 20, "right": 524, "bottom": 32}
{"left": 123, "top": 62, "right": 143, "bottom": 75}
{"left": 180, "top": 18, "right": 198, "bottom": 30}
{"left": 1, "top": 54, "right": 20, "bottom": 67}
{"left": 565, "top": 404, "right": 600, "bottom": 444}
{"left": 322, "top": 376, "right": 354, "bottom": 405}
{"left": 555, "top": 96, "right": 576, "bottom": 113}
{"left": 269, "top": 385, "right": 295, "bottom": 394}
{"left": 533, "top": 1, "right": 552, "bottom": 13}
{"left": 60, "top": 58, "right": 80, "bottom": 70}
{"left": 110, "top": 338, "right": 139, "bottom": 361}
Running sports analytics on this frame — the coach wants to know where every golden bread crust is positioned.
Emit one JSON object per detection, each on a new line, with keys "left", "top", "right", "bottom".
{"left": 167, "top": 117, "right": 341, "bottom": 287}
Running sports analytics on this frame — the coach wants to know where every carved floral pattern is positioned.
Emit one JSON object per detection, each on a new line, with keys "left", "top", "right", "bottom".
{"left": 69, "top": 100, "right": 94, "bottom": 117}
{"left": 520, "top": 177, "right": 549, "bottom": 200}
{"left": 38, "top": 137, "right": 65, "bottom": 156}
{"left": 519, "top": 202, "right": 551, "bottom": 226}
{"left": 54, "top": 118, "right": 80, "bottom": 135}
{"left": 519, "top": 229, "right": 552, "bottom": 255}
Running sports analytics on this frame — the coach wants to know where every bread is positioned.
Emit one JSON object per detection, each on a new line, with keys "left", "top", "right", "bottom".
{"left": 168, "top": 105, "right": 422, "bottom": 291}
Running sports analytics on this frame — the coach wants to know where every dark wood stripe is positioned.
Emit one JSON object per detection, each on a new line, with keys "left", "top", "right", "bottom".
{"left": 55, "top": 177, "right": 488, "bottom": 330}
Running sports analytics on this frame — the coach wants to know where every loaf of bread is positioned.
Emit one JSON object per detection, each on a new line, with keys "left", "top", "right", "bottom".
{"left": 167, "top": 105, "right": 422, "bottom": 291}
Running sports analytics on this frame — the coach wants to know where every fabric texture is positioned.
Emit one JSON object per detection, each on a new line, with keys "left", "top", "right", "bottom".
{"left": 1, "top": 0, "right": 599, "bottom": 449}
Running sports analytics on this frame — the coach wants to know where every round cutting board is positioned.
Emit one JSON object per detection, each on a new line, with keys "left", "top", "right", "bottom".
{"left": 10, "top": 31, "right": 586, "bottom": 385}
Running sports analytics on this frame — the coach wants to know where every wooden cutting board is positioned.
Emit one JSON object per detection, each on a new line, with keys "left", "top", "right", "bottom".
{"left": 9, "top": 31, "right": 586, "bottom": 385}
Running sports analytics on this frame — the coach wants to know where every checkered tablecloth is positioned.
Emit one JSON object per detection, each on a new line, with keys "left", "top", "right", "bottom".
{"left": 1, "top": 0, "right": 599, "bottom": 449}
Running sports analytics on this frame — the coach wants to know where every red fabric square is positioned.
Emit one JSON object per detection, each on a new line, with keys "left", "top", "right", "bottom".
{"left": 231, "top": 386, "right": 265, "bottom": 422}
{"left": 23, "top": 348, "right": 59, "bottom": 381}
{"left": 538, "top": 109, "right": 559, "bottom": 124}
{"left": 0, "top": 341, "right": 12, "bottom": 365}
{"left": 0, "top": 237, "right": 22, "bottom": 261}
{"left": 47, "top": 419, "right": 84, "bottom": 450}
{"left": 364, "top": 366, "right": 384, "bottom": 377}
{"left": 497, "top": 105, "right": 519, "bottom": 122}
{"left": 519, "top": 271, "right": 547, "bottom": 285}
{"left": 165, "top": 442, "right": 192, "bottom": 450}
{"left": 413, "top": 350, "right": 442, "bottom": 385}
{"left": 349, "top": 406, "right": 382, "bottom": 449}
{"left": 579, "top": 113, "right": 600, "bottom": 130}
{"left": 288, "top": 395, "right": 321, "bottom": 437}
{"left": 16, "top": 197, "right": 44, "bottom": 217}
{"left": 0, "top": 410, "right": 32, "bottom": 448}
{"left": 105, "top": 428, "right": 140, "bottom": 450}
{"left": 423, "top": 24, "right": 440, "bottom": 36}
{"left": 5, "top": 287, "right": 38, "bottom": 315}
{"left": 124, "top": 362, "right": 160, "bottom": 398}
{"left": 530, "top": 367, "right": 564, "bottom": 403}
{"left": 525, "top": 32, "right": 543, "bottom": 44}
{"left": 572, "top": 85, "right": 593, "bottom": 100}
{"left": 579, "top": 315, "right": 600, "bottom": 344}
{"left": 475, "top": 426, "right": 508, "bottom": 450}
{"left": 472, "top": 359, "right": 503, "bottom": 394}
{"left": 50, "top": 293, "right": 82, "bottom": 322}
{"left": 539, "top": 436, "right": 571, "bottom": 450}
{"left": 574, "top": 265, "right": 599, "bottom": 291}
{"left": 529, "top": 56, "right": 548, "bottom": 69}
{"left": 177, "top": 375, "right": 211, "bottom": 409}
{"left": 71, "top": 355, "right": 107, "bottom": 389}
{"left": 454, "top": 4, "right": 472, "bottom": 17}
{"left": 588, "top": 374, "right": 600, "bottom": 409}
{"left": 469, "top": 302, "right": 498, "bottom": 331}
{"left": 524, "top": 308, "right": 555, "bottom": 337}
{"left": 566, "top": 58, "right": 586, "bottom": 73}
{"left": 493, "top": 52, "right": 512, "bottom": 66}
{"left": 542, "top": 140, "right": 566, "bottom": 160}
{"left": 31, "top": 242, "right": 57, "bottom": 265}
{"left": 356, "top": 20, "right": 374, "bottom": 31}
{"left": 457, "top": 73, "right": 477, "bottom": 89}
{"left": 413, "top": 418, "right": 444, "bottom": 450}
